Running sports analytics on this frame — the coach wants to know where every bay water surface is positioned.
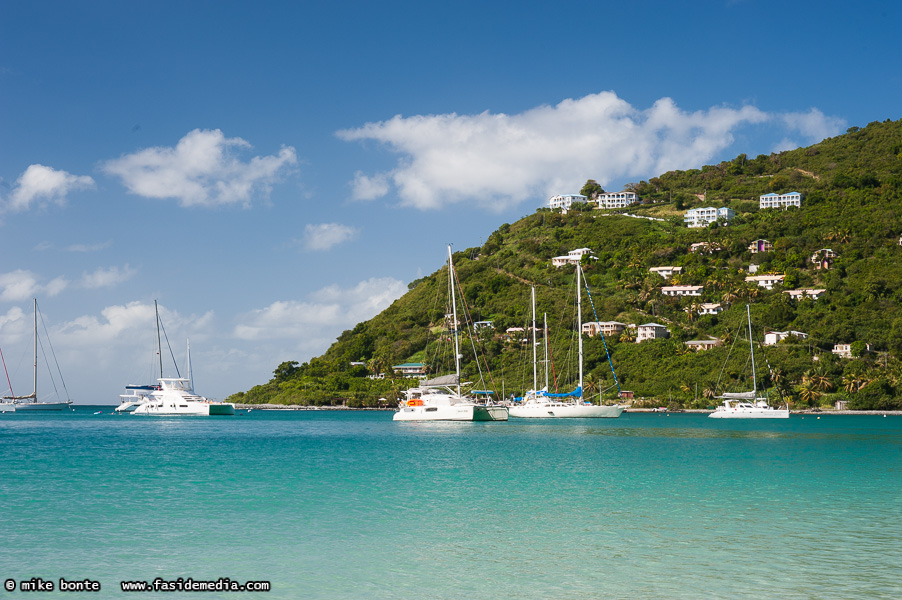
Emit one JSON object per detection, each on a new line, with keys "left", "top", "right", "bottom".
{"left": 1, "top": 408, "right": 900, "bottom": 599}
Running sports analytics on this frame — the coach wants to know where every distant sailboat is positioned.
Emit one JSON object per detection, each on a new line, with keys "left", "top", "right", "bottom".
{"left": 709, "top": 305, "right": 789, "bottom": 419}
{"left": 2, "top": 299, "right": 73, "bottom": 411}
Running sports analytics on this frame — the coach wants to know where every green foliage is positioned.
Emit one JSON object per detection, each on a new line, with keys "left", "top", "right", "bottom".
{"left": 231, "top": 119, "right": 902, "bottom": 408}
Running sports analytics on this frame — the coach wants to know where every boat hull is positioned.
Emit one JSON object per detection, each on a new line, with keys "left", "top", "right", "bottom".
{"left": 13, "top": 401, "right": 72, "bottom": 411}
{"left": 132, "top": 402, "right": 235, "bottom": 416}
{"left": 0, "top": 402, "right": 16, "bottom": 413}
{"left": 708, "top": 408, "right": 789, "bottom": 419}
{"left": 509, "top": 403, "right": 623, "bottom": 418}
{"left": 393, "top": 403, "right": 508, "bottom": 421}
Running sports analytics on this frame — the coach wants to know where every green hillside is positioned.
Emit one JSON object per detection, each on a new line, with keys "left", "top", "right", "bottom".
{"left": 228, "top": 119, "right": 902, "bottom": 410}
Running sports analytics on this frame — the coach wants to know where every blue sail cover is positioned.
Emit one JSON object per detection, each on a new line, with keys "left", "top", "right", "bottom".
{"left": 539, "top": 386, "right": 582, "bottom": 398}
{"left": 514, "top": 387, "right": 583, "bottom": 401}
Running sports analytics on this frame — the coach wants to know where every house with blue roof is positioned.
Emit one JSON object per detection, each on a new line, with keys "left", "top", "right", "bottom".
{"left": 759, "top": 191, "right": 802, "bottom": 210}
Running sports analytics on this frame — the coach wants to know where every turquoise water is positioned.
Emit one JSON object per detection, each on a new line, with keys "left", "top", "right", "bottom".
{"left": 1, "top": 408, "right": 900, "bottom": 599}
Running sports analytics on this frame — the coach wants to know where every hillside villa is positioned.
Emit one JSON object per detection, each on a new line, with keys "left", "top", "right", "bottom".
{"left": 698, "top": 303, "right": 723, "bottom": 315}
{"left": 684, "top": 206, "right": 735, "bottom": 228}
{"left": 685, "top": 338, "right": 722, "bottom": 351}
{"left": 552, "top": 247, "right": 595, "bottom": 267}
{"left": 649, "top": 266, "right": 683, "bottom": 279}
{"left": 832, "top": 343, "right": 873, "bottom": 358}
{"left": 392, "top": 362, "right": 428, "bottom": 377}
{"left": 661, "top": 285, "right": 703, "bottom": 297}
{"left": 784, "top": 288, "right": 827, "bottom": 300}
{"left": 748, "top": 239, "right": 773, "bottom": 253}
{"left": 746, "top": 274, "right": 785, "bottom": 289}
{"left": 591, "top": 190, "right": 640, "bottom": 209}
{"left": 811, "top": 248, "right": 836, "bottom": 269}
{"left": 582, "top": 321, "right": 627, "bottom": 337}
{"left": 760, "top": 191, "right": 802, "bottom": 210}
{"left": 548, "top": 194, "right": 587, "bottom": 213}
{"left": 764, "top": 330, "right": 808, "bottom": 346}
{"left": 637, "top": 323, "right": 669, "bottom": 342}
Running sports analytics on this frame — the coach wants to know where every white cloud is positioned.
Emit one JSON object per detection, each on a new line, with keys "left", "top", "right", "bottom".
{"left": 233, "top": 277, "right": 407, "bottom": 344}
{"left": 4, "top": 164, "right": 95, "bottom": 212}
{"left": 780, "top": 108, "right": 846, "bottom": 142}
{"left": 337, "top": 91, "right": 845, "bottom": 211}
{"left": 67, "top": 241, "right": 112, "bottom": 253}
{"left": 102, "top": 129, "right": 298, "bottom": 208}
{"left": 80, "top": 264, "right": 137, "bottom": 289}
{"left": 55, "top": 301, "right": 213, "bottom": 346}
{"left": 302, "top": 223, "right": 359, "bottom": 251}
{"left": 349, "top": 171, "right": 390, "bottom": 200}
{"left": 0, "top": 270, "right": 68, "bottom": 301}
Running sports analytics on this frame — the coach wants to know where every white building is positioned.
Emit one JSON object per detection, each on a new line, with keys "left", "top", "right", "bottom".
{"left": 684, "top": 206, "right": 735, "bottom": 228}
{"left": 661, "top": 285, "right": 703, "bottom": 297}
{"left": 582, "top": 321, "right": 627, "bottom": 338}
{"left": 745, "top": 274, "right": 785, "bottom": 290}
{"left": 759, "top": 191, "right": 802, "bottom": 210}
{"left": 637, "top": 323, "right": 669, "bottom": 343}
{"left": 551, "top": 247, "right": 594, "bottom": 267}
{"left": 548, "top": 194, "right": 587, "bottom": 212}
{"left": 698, "top": 303, "right": 723, "bottom": 315}
{"left": 649, "top": 266, "right": 683, "bottom": 279}
{"left": 685, "top": 338, "right": 722, "bottom": 351}
{"left": 748, "top": 239, "right": 773, "bottom": 254}
{"left": 832, "top": 343, "right": 872, "bottom": 358}
{"left": 783, "top": 288, "right": 827, "bottom": 300}
{"left": 763, "top": 330, "right": 808, "bottom": 346}
{"left": 689, "top": 242, "right": 713, "bottom": 253}
{"left": 594, "top": 191, "right": 639, "bottom": 209}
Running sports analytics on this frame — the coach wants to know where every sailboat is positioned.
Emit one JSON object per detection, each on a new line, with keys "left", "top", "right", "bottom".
{"left": 709, "top": 305, "right": 789, "bottom": 419}
{"left": 124, "top": 301, "right": 234, "bottom": 416}
{"left": 509, "top": 265, "right": 623, "bottom": 418}
{"left": 1, "top": 299, "right": 73, "bottom": 411}
{"left": 394, "top": 246, "right": 508, "bottom": 422}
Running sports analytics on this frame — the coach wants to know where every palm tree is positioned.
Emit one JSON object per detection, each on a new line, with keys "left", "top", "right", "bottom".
{"left": 619, "top": 329, "right": 636, "bottom": 343}
{"left": 797, "top": 379, "right": 822, "bottom": 406}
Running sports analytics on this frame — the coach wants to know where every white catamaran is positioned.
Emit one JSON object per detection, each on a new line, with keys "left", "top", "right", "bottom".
{"left": 1, "top": 299, "right": 73, "bottom": 412}
{"left": 709, "top": 305, "right": 789, "bottom": 419}
{"left": 121, "top": 301, "right": 234, "bottom": 416}
{"left": 509, "top": 265, "right": 623, "bottom": 418}
{"left": 394, "top": 246, "right": 508, "bottom": 422}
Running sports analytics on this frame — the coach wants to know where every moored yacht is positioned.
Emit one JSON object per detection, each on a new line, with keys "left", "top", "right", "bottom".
{"left": 115, "top": 385, "right": 156, "bottom": 413}
{"left": 132, "top": 378, "right": 235, "bottom": 416}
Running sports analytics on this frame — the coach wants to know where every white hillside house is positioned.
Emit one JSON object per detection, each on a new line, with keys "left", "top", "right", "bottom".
{"left": 548, "top": 194, "right": 587, "bottom": 212}
{"left": 684, "top": 206, "right": 735, "bottom": 228}
{"left": 594, "top": 191, "right": 640, "bottom": 209}
{"left": 551, "top": 248, "right": 594, "bottom": 267}
{"left": 760, "top": 191, "right": 802, "bottom": 210}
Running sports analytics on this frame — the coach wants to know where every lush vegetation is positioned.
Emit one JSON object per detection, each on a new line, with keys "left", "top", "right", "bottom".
{"left": 227, "top": 119, "right": 902, "bottom": 410}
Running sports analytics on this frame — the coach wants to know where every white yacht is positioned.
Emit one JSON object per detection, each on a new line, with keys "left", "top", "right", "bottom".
{"left": 115, "top": 385, "right": 156, "bottom": 413}
{"left": 709, "top": 398, "right": 789, "bottom": 419}
{"left": 132, "top": 378, "right": 235, "bottom": 416}
{"left": 394, "top": 246, "right": 508, "bottom": 422}
{"left": 2, "top": 299, "right": 73, "bottom": 412}
{"left": 709, "top": 305, "right": 789, "bottom": 419}
{"left": 509, "top": 267, "right": 623, "bottom": 419}
{"left": 126, "top": 302, "right": 234, "bottom": 416}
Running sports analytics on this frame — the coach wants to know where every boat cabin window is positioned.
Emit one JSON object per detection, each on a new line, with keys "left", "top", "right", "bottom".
{"left": 425, "top": 407, "right": 438, "bottom": 412}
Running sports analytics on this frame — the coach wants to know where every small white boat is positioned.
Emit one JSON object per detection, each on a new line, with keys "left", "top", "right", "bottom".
{"left": 709, "top": 305, "right": 789, "bottom": 419}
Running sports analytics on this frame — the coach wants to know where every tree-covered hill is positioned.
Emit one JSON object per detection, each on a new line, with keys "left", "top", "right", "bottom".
{"left": 228, "top": 119, "right": 902, "bottom": 410}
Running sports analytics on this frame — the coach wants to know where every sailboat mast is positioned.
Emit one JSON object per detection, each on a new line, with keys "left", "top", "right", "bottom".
{"left": 187, "top": 338, "right": 193, "bottom": 391}
{"left": 544, "top": 312, "right": 549, "bottom": 391}
{"left": 747, "top": 304, "right": 757, "bottom": 398}
{"left": 577, "top": 265, "right": 583, "bottom": 395}
{"left": 448, "top": 245, "right": 461, "bottom": 397}
{"left": 155, "top": 300, "right": 163, "bottom": 380}
{"left": 531, "top": 286, "right": 537, "bottom": 392}
{"left": 33, "top": 298, "right": 37, "bottom": 400}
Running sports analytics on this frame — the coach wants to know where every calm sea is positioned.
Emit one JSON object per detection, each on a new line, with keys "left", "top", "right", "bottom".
{"left": 1, "top": 407, "right": 900, "bottom": 599}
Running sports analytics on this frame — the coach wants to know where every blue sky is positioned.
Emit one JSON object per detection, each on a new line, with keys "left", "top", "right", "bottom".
{"left": 1, "top": 0, "right": 899, "bottom": 403}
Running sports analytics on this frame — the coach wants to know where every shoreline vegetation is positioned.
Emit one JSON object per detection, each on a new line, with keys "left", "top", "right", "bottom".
{"left": 232, "top": 403, "right": 902, "bottom": 415}
{"left": 228, "top": 120, "right": 902, "bottom": 412}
